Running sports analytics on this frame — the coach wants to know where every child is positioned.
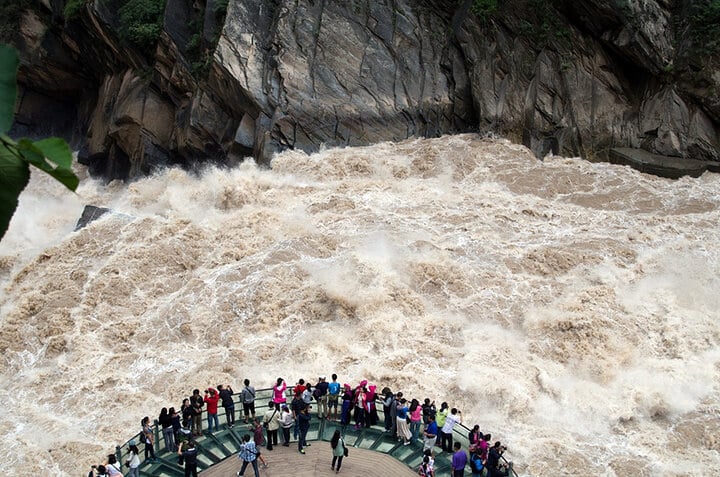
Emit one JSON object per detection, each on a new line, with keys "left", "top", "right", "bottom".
{"left": 250, "top": 419, "right": 269, "bottom": 468}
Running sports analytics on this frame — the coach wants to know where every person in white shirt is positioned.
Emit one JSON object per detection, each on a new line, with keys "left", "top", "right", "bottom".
{"left": 440, "top": 407, "right": 462, "bottom": 452}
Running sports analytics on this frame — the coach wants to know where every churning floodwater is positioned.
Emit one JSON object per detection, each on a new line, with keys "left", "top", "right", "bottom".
{"left": 0, "top": 134, "right": 718, "bottom": 476}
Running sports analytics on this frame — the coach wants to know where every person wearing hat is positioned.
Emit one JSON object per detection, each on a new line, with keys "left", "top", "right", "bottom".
{"left": 314, "top": 376, "right": 329, "bottom": 419}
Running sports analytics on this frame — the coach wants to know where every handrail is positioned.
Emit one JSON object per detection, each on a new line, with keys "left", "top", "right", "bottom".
{"left": 112, "top": 385, "right": 518, "bottom": 475}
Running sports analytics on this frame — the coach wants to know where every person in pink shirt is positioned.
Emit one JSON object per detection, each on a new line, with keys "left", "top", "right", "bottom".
{"left": 409, "top": 399, "right": 424, "bottom": 442}
{"left": 203, "top": 387, "right": 220, "bottom": 434}
{"left": 272, "top": 378, "right": 287, "bottom": 404}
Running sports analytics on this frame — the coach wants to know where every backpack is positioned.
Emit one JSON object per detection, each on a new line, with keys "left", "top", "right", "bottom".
{"left": 470, "top": 455, "right": 484, "bottom": 473}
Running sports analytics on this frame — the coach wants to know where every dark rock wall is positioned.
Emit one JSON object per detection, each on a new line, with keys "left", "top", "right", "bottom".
{"left": 6, "top": 0, "right": 719, "bottom": 181}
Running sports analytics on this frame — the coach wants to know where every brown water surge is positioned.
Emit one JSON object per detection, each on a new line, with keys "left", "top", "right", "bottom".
{"left": 0, "top": 135, "right": 719, "bottom": 476}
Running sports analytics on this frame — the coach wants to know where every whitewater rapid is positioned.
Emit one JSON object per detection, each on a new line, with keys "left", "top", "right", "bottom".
{"left": 0, "top": 134, "right": 718, "bottom": 476}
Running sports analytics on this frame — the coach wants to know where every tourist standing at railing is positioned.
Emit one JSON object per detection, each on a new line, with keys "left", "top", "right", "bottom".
{"left": 263, "top": 401, "right": 280, "bottom": 450}
{"left": 353, "top": 385, "right": 366, "bottom": 430}
{"left": 279, "top": 403, "right": 293, "bottom": 446}
{"left": 302, "top": 382, "right": 314, "bottom": 406}
{"left": 340, "top": 384, "right": 353, "bottom": 425}
{"left": 479, "top": 433, "right": 490, "bottom": 462}
{"left": 141, "top": 416, "right": 156, "bottom": 462}
{"left": 297, "top": 405, "right": 312, "bottom": 454}
{"left": 159, "top": 407, "right": 175, "bottom": 452}
{"left": 382, "top": 389, "right": 394, "bottom": 432}
{"left": 125, "top": 443, "right": 140, "bottom": 477}
{"left": 486, "top": 441, "right": 512, "bottom": 477}
{"left": 327, "top": 374, "right": 341, "bottom": 421}
{"left": 422, "top": 398, "right": 436, "bottom": 425}
{"left": 170, "top": 407, "right": 181, "bottom": 449}
{"left": 396, "top": 398, "right": 412, "bottom": 446}
{"left": 272, "top": 377, "right": 287, "bottom": 405}
{"left": 218, "top": 383, "right": 236, "bottom": 429}
{"left": 435, "top": 402, "right": 448, "bottom": 448}
{"left": 451, "top": 442, "right": 468, "bottom": 477}
{"left": 315, "top": 376, "right": 329, "bottom": 419}
{"left": 330, "top": 429, "right": 345, "bottom": 473}
{"left": 409, "top": 398, "right": 423, "bottom": 442}
{"left": 440, "top": 407, "right": 462, "bottom": 452}
{"left": 422, "top": 414, "right": 438, "bottom": 450}
{"left": 204, "top": 387, "right": 220, "bottom": 434}
{"left": 237, "top": 434, "right": 261, "bottom": 477}
{"left": 365, "top": 384, "right": 379, "bottom": 427}
{"left": 190, "top": 389, "right": 204, "bottom": 437}
{"left": 468, "top": 424, "right": 482, "bottom": 452}
{"left": 295, "top": 378, "right": 307, "bottom": 397}
{"left": 181, "top": 398, "right": 192, "bottom": 429}
{"left": 241, "top": 379, "right": 257, "bottom": 423}
{"left": 390, "top": 391, "right": 402, "bottom": 438}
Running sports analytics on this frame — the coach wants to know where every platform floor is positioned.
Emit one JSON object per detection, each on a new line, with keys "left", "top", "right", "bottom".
{"left": 199, "top": 441, "right": 417, "bottom": 477}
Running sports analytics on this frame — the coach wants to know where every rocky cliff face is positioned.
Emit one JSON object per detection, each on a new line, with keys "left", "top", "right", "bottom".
{"left": 6, "top": 0, "right": 719, "bottom": 180}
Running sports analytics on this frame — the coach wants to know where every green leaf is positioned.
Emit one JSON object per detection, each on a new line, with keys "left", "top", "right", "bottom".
{"left": 0, "top": 143, "right": 30, "bottom": 241}
{"left": 0, "top": 44, "right": 19, "bottom": 135}
{"left": 17, "top": 138, "right": 79, "bottom": 191}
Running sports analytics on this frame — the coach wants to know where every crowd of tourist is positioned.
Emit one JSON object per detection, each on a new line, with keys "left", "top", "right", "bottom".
{"left": 86, "top": 374, "right": 513, "bottom": 477}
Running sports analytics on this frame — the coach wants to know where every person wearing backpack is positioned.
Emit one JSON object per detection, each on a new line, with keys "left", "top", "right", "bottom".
{"left": 241, "top": 379, "right": 257, "bottom": 424}
{"left": 469, "top": 448, "right": 484, "bottom": 477}
{"left": 330, "top": 429, "right": 346, "bottom": 473}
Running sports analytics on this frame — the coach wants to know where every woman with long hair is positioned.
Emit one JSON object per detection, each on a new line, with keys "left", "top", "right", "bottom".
{"left": 126, "top": 443, "right": 141, "bottom": 477}
{"left": 159, "top": 407, "right": 174, "bottom": 452}
{"left": 409, "top": 398, "right": 423, "bottom": 442}
{"left": 141, "top": 416, "right": 156, "bottom": 462}
{"left": 330, "top": 429, "right": 345, "bottom": 473}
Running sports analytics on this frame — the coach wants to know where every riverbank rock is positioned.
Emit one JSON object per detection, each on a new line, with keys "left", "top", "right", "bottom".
{"left": 5, "top": 0, "right": 719, "bottom": 180}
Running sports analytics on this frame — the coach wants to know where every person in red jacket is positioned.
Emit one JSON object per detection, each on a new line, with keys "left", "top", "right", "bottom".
{"left": 204, "top": 387, "right": 220, "bottom": 434}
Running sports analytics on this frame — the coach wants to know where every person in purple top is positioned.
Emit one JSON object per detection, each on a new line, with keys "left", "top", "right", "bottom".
{"left": 451, "top": 442, "right": 468, "bottom": 477}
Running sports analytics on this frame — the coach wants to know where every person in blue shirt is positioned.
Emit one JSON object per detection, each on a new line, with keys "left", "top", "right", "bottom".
{"left": 237, "top": 434, "right": 260, "bottom": 477}
{"left": 327, "top": 374, "right": 341, "bottom": 421}
{"left": 396, "top": 398, "right": 411, "bottom": 445}
{"left": 423, "top": 414, "right": 438, "bottom": 451}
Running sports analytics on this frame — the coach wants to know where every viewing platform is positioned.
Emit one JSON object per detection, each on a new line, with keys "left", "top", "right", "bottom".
{"left": 114, "top": 387, "right": 516, "bottom": 476}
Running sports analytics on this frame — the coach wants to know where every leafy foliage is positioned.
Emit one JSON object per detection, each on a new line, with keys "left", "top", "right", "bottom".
{"left": 214, "top": 0, "right": 230, "bottom": 17}
{"left": 63, "top": 0, "right": 87, "bottom": 21}
{"left": 471, "top": 0, "right": 498, "bottom": 22}
{"left": 0, "top": 45, "right": 79, "bottom": 241}
{"left": 118, "top": 0, "right": 167, "bottom": 54}
{"left": 690, "top": 0, "right": 720, "bottom": 57}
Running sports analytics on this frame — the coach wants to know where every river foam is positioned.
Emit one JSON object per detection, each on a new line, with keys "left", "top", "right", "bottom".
{"left": 1, "top": 134, "right": 718, "bottom": 476}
